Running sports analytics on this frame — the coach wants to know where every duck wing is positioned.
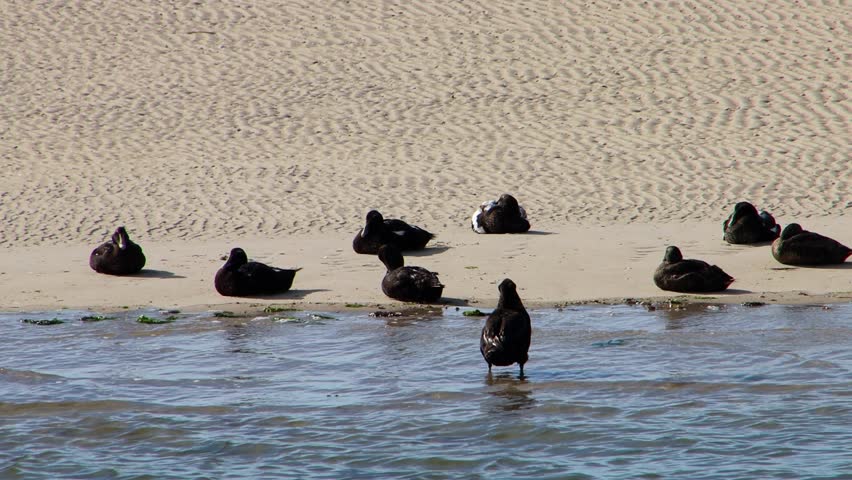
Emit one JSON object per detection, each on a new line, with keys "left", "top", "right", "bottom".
{"left": 479, "top": 205, "right": 530, "bottom": 234}
{"left": 777, "top": 232, "right": 852, "bottom": 265}
{"left": 384, "top": 219, "right": 434, "bottom": 249}
{"left": 654, "top": 259, "right": 733, "bottom": 292}
{"left": 382, "top": 266, "right": 443, "bottom": 302}
{"left": 89, "top": 242, "right": 117, "bottom": 272}
{"left": 238, "top": 262, "right": 300, "bottom": 294}
{"left": 725, "top": 215, "right": 777, "bottom": 244}
{"left": 89, "top": 241, "right": 145, "bottom": 275}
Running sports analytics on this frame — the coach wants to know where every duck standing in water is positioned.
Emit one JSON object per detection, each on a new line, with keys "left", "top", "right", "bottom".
{"left": 722, "top": 201, "right": 781, "bottom": 244}
{"left": 214, "top": 247, "right": 300, "bottom": 297}
{"left": 471, "top": 193, "right": 530, "bottom": 234}
{"left": 89, "top": 226, "right": 146, "bottom": 275}
{"left": 771, "top": 224, "right": 852, "bottom": 266}
{"left": 653, "top": 246, "right": 734, "bottom": 293}
{"left": 377, "top": 244, "right": 444, "bottom": 303}
{"left": 480, "top": 278, "right": 531, "bottom": 375}
{"left": 353, "top": 210, "right": 435, "bottom": 254}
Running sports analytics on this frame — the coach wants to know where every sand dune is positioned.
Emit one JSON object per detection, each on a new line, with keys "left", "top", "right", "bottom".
{"left": 0, "top": 1, "right": 849, "bottom": 310}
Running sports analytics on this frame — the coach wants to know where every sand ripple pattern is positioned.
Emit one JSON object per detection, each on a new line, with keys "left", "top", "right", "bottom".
{"left": 1, "top": 0, "right": 848, "bottom": 245}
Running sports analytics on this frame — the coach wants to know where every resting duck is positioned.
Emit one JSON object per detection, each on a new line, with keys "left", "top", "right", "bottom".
{"left": 722, "top": 201, "right": 781, "bottom": 244}
{"left": 353, "top": 210, "right": 434, "bottom": 254}
{"left": 480, "top": 278, "right": 531, "bottom": 375}
{"left": 771, "top": 224, "right": 852, "bottom": 266}
{"left": 471, "top": 193, "right": 530, "bottom": 234}
{"left": 378, "top": 244, "right": 444, "bottom": 303}
{"left": 89, "top": 226, "right": 146, "bottom": 275}
{"left": 653, "top": 246, "right": 734, "bottom": 293}
{"left": 214, "top": 247, "right": 300, "bottom": 297}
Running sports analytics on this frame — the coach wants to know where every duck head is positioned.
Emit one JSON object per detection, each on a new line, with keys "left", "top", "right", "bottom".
{"left": 362, "top": 210, "right": 385, "bottom": 238}
{"left": 378, "top": 244, "right": 404, "bottom": 271}
{"left": 758, "top": 210, "right": 777, "bottom": 228}
{"left": 730, "top": 202, "right": 758, "bottom": 223}
{"left": 663, "top": 246, "right": 683, "bottom": 263}
{"left": 497, "top": 278, "right": 524, "bottom": 311}
{"left": 224, "top": 247, "right": 249, "bottom": 269}
{"left": 780, "top": 223, "right": 803, "bottom": 240}
{"left": 497, "top": 194, "right": 520, "bottom": 213}
{"left": 112, "top": 226, "right": 130, "bottom": 250}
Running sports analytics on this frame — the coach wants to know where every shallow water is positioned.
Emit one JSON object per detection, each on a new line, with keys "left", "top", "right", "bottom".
{"left": 1, "top": 303, "right": 851, "bottom": 479}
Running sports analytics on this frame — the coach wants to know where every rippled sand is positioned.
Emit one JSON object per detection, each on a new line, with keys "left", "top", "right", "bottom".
{"left": 0, "top": 1, "right": 849, "bottom": 310}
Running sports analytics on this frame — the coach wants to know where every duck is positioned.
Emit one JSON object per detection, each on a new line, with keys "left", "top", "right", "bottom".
{"left": 378, "top": 244, "right": 444, "bottom": 303}
{"left": 480, "top": 278, "right": 531, "bottom": 375}
{"left": 353, "top": 210, "right": 435, "bottom": 254}
{"left": 653, "top": 246, "right": 734, "bottom": 293}
{"left": 471, "top": 193, "right": 530, "bottom": 234}
{"left": 89, "top": 226, "right": 146, "bottom": 275}
{"left": 214, "top": 247, "right": 300, "bottom": 297}
{"left": 771, "top": 223, "right": 852, "bottom": 266}
{"left": 722, "top": 201, "right": 781, "bottom": 244}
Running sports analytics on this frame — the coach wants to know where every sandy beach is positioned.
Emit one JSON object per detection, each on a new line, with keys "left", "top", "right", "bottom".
{"left": 1, "top": 0, "right": 849, "bottom": 312}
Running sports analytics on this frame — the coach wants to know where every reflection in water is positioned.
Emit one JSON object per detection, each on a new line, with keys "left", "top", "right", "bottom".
{"left": 223, "top": 321, "right": 256, "bottom": 354}
{"left": 486, "top": 372, "right": 535, "bottom": 412}
{"left": 1, "top": 304, "right": 851, "bottom": 478}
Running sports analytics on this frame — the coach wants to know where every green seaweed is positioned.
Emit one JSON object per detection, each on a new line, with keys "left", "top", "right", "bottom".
{"left": 666, "top": 297, "right": 689, "bottom": 305}
{"left": 345, "top": 303, "right": 366, "bottom": 308}
{"left": 22, "top": 318, "right": 65, "bottom": 326}
{"left": 263, "top": 305, "right": 298, "bottom": 313}
{"left": 213, "top": 311, "right": 239, "bottom": 318}
{"left": 137, "top": 315, "right": 173, "bottom": 324}
{"left": 80, "top": 315, "right": 116, "bottom": 322}
{"left": 463, "top": 309, "right": 488, "bottom": 317}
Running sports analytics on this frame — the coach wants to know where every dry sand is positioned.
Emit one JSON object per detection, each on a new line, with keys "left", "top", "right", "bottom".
{"left": 1, "top": 1, "right": 849, "bottom": 312}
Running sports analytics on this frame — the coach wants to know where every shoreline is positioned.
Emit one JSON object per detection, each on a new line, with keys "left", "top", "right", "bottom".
{"left": 5, "top": 292, "right": 851, "bottom": 317}
{"left": 2, "top": 220, "right": 849, "bottom": 314}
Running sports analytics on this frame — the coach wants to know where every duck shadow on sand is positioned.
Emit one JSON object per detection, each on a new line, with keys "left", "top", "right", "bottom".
{"left": 438, "top": 297, "right": 471, "bottom": 307}
{"left": 713, "top": 288, "right": 753, "bottom": 295}
{"left": 524, "top": 230, "right": 556, "bottom": 235}
{"left": 769, "top": 263, "right": 852, "bottom": 271}
{"left": 234, "top": 288, "right": 330, "bottom": 300}
{"left": 805, "top": 263, "right": 852, "bottom": 270}
{"left": 727, "top": 240, "right": 775, "bottom": 247}
{"left": 134, "top": 269, "right": 186, "bottom": 279}
{"left": 406, "top": 246, "right": 451, "bottom": 257}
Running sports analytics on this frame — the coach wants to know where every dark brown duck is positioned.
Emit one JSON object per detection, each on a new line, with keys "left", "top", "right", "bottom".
{"left": 353, "top": 210, "right": 435, "bottom": 254}
{"left": 480, "top": 278, "right": 531, "bottom": 375}
{"left": 89, "top": 226, "right": 146, "bottom": 275}
{"left": 771, "top": 224, "right": 852, "bottom": 266}
{"left": 214, "top": 247, "right": 300, "bottom": 297}
{"left": 653, "top": 246, "right": 734, "bottom": 293}
{"left": 722, "top": 201, "right": 781, "bottom": 244}
{"left": 378, "top": 244, "right": 444, "bottom": 303}
{"left": 471, "top": 193, "right": 530, "bottom": 234}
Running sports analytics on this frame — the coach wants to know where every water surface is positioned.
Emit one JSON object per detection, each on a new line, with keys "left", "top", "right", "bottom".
{"left": 1, "top": 303, "right": 851, "bottom": 479}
